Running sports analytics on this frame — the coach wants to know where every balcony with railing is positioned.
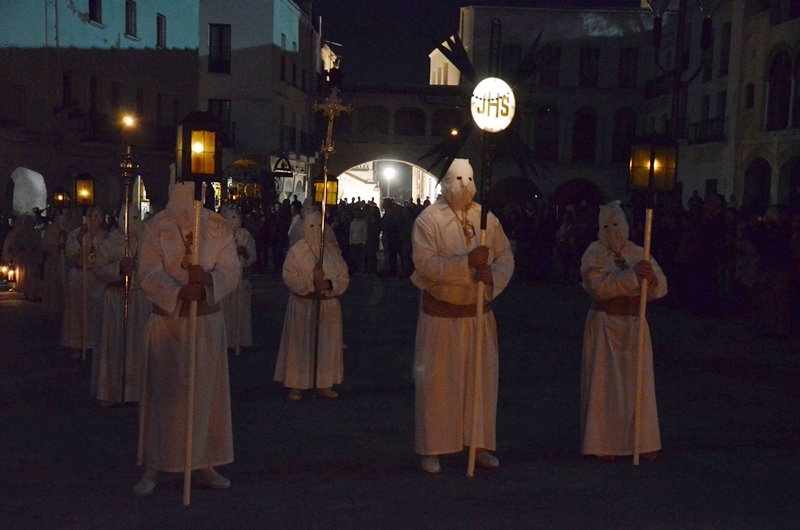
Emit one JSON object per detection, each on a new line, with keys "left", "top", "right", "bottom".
{"left": 688, "top": 117, "right": 726, "bottom": 144}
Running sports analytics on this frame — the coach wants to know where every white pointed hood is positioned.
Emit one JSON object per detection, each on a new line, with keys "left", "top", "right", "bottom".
{"left": 441, "top": 158, "right": 476, "bottom": 211}
{"left": 304, "top": 211, "right": 322, "bottom": 250}
{"left": 221, "top": 204, "right": 241, "bottom": 231}
{"left": 121, "top": 203, "right": 144, "bottom": 238}
{"left": 166, "top": 163, "right": 196, "bottom": 226}
{"left": 598, "top": 200, "right": 629, "bottom": 254}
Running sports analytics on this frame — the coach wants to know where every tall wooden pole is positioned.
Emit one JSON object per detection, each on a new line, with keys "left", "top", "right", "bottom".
{"left": 311, "top": 88, "right": 351, "bottom": 393}
{"left": 120, "top": 145, "right": 134, "bottom": 404}
{"left": 183, "top": 185, "right": 202, "bottom": 506}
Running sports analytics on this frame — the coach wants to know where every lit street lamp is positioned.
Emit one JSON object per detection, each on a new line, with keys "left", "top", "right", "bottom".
{"left": 383, "top": 166, "right": 395, "bottom": 200}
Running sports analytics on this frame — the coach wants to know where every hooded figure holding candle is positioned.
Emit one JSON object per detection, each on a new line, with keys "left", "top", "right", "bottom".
{"left": 579, "top": 200, "right": 667, "bottom": 460}
{"left": 134, "top": 174, "right": 240, "bottom": 497}
{"left": 410, "top": 158, "right": 514, "bottom": 474}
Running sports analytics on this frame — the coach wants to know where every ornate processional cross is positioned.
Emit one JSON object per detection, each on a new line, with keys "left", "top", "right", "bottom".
{"left": 313, "top": 87, "right": 352, "bottom": 159}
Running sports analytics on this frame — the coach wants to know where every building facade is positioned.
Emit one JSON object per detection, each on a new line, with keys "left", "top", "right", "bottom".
{"left": 0, "top": 0, "right": 199, "bottom": 215}
{"left": 198, "top": 0, "right": 323, "bottom": 204}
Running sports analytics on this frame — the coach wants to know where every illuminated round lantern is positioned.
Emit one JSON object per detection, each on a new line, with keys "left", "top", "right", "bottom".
{"left": 629, "top": 136, "right": 678, "bottom": 192}
{"left": 470, "top": 77, "right": 516, "bottom": 133}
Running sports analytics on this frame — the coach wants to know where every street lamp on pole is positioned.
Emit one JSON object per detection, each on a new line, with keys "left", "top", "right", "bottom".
{"left": 383, "top": 166, "right": 395, "bottom": 200}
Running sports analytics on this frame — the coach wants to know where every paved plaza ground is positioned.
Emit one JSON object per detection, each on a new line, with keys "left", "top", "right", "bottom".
{"left": 1, "top": 274, "right": 799, "bottom": 529}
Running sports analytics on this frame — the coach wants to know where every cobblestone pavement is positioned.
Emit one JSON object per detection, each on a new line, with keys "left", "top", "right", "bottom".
{"left": 1, "top": 274, "right": 799, "bottom": 529}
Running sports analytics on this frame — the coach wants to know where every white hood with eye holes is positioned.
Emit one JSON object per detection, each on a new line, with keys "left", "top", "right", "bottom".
{"left": 598, "top": 200, "right": 629, "bottom": 254}
{"left": 441, "top": 158, "right": 476, "bottom": 211}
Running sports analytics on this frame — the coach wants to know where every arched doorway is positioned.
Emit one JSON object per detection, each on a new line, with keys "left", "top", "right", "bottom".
{"left": 550, "top": 178, "right": 605, "bottom": 214}
{"left": 743, "top": 157, "right": 772, "bottom": 213}
{"left": 8, "top": 167, "right": 47, "bottom": 217}
{"left": 778, "top": 156, "right": 800, "bottom": 213}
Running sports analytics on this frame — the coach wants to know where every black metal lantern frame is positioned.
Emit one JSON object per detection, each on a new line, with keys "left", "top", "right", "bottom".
{"left": 74, "top": 174, "right": 95, "bottom": 213}
{"left": 313, "top": 172, "right": 338, "bottom": 206}
{"left": 53, "top": 187, "right": 71, "bottom": 212}
{"left": 629, "top": 135, "right": 678, "bottom": 202}
{"left": 176, "top": 111, "right": 224, "bottom": 204}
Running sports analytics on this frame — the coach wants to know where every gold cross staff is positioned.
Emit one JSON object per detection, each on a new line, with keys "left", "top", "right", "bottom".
{"left": 314, "top": 87, "right": 352, "bottom": 157}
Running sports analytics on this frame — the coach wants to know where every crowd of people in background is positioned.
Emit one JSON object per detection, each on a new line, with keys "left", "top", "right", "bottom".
{"left": 2, "top": 186, "right": 799, "bottom": 340}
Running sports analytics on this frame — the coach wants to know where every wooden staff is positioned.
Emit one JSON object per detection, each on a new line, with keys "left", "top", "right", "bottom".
{"left": 121, "top": 153, "right": 133, "bottom": 404}
{"left": 633, "top": 147, "right": 656, "bottom": 466}
{"left": 235, "top": 228, "right": 242, "bottom": 357}
{"left": 311, "top": 88, "right": 352, "bottom": 394}
{"left": 183, "top": 194, "right": 202, "bottom": 506}
{"left": 81, "top": 212, "right": 88, "bottom": 361}
{"left": 468, "top": 140, "right": 493, "bottom": 478}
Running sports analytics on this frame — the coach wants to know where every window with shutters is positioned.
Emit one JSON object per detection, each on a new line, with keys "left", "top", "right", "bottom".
{"left": 208, "top": 24, "right": 231, "bottom": 74}
{"left": 125, "top": 1, "right": 137, "bottom": 38}
{"left": 281, "top": 55, "right": 286, "bottom": 81}
{"left": 89, "top": 0, "right": 102, "bottom": 24}
{"left": 209, "top": 99, "right": 233, "bottom": 146}
{"left": 156, "top": 14, "right": 166, "bottom": 49}
{"left": 618, "top": 48, "right": 638, "bottom": 88}
{"left": 579, "top": 47, "right": 600, "bottom": 88}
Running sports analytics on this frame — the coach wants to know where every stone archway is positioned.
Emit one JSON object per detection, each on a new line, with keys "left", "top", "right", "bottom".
{"left": 550, "top": 178, "right": 605, "bottom": 213}
{"left": 8, "top": 167, "right": 47, "bottom": 217}
{"left": 743, "top": 157, "right": 772, "bottom": 213}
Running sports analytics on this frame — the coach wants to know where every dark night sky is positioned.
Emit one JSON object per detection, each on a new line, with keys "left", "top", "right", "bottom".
{"left": 310, "top": 0, "right": 643, "bottom": 85}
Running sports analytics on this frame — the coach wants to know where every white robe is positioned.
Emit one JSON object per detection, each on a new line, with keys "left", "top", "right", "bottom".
{"left": 91, "top": 229, "right": 151, "bottom": 403}
{"left": 580, "top": 240, "right": 668, "bottom": 456}
{"left": 137, "top": 208, "right": 240, "bottom": 472}
{"left": 274, "top": 239, "right": 349, "bottom": 389}
{"left": 61, "top": 228, "right": 108, "bottom": 350}
{"left": 410, "top": 198, "right": 514, "bottom": 456}
{"left": 41, "top": 221, "right": 67, "bottom": 313}
{"left": 220, "top": 228, "right": 256, "bottom": 348}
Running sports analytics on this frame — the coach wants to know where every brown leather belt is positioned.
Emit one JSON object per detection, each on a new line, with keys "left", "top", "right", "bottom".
{"left": 592, "top": 296, "right": 640, "bottom": 316}
{"left": 422, "top": 290, "right": 491, "bottom": 319}
{"left": 152, "top": 300, "right": 220, "bottom": 317}
{"left": 293, "top": 292, "right": 339, "bottom": 301}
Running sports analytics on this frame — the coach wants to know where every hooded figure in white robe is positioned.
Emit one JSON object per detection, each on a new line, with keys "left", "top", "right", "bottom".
{"left": 41, "top": 212, "right": 68, "bottom": 313}
{"left": 91, "top": 204, "right": 151, "bottom": 405}
{"left": 134, "top": 174, "right": 240, "bottom": 496}
{"left": 61, "top": 207, "right": 107, "bottom": 354}
{"left": 580, "top": 200, "right": 667, "bottom": 459}
{"left": 410, "top": 159, "right": 514, "bottom": 474}
{"left": 219, "top": 205, "right": 256, "bottom": 350}
{"left": 15, "top": 215, "right": 43, "bottom": 300}
{"left": 274, "top": 211, "right": 349, "bottom": 400}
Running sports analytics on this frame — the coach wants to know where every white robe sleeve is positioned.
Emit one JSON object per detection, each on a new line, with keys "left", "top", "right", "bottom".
{"left": 240, "top": 229, "right": 257, "bottom": 269}
{"left": 283, "top": 245, "right": 315, "bottom": 296}
{"left": 412, "top": 212, "right": 472, "bottom": 287}
{"left": 486, "top": 212, "right": 514, "bottom": 300}
{"left": 205, "top": 221, "right": 240, "bottom": 305}
{"left": 139, "top": 221, "right": 184, "bottom": 314}
{"left": 325, "top": 244, "right": 349, "bottom": 297}
{"left": 65, "top": 229, "right": 81, "bottom": 263}
{"left": 94, "top": 232, "right": 124, "bottom": 283}
{"left": 581, "top": 242, "right": 668, "bottom": 301}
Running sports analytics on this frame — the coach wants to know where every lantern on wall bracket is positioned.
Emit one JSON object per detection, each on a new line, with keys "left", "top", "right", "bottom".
{"left": 53, "top": 187, "right": 71, "bottom": 213}
{"left": 74, "top": 174, "right": 95, "bottom": 213}
{"left": 175, "top": 111, "right": 223, "bottom": 205}
{"left": 314, "top": 172, "right": 338, "bottom": 206}
{"left": 629, "top": 136, "right": 678, "bottom": 196}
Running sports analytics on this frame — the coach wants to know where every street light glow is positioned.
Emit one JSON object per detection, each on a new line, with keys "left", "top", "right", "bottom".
{"left": 383, "top": 167, "right": 396, "bottom": 180}
{"left": 122, "top": 115, "right": 135, "bottom": 127}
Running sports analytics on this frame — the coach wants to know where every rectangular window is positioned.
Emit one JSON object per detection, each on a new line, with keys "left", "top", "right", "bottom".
{"left": 716, "top": 90, "right": 727, "bottom": 119}
{"left": 281, "top": 33, "right": 286, "bottom": 51}
{"left": 280, "top": 55, "right": 286, "bottom": 81}
{"left": 539, "top": 45, "right": 560, "bottom": 87}
{"left": 89, "top": 77, "right": 97, "bottom": 114}
{"left": 745, "top": 83, "right": 755, "bottom": 109}
{"left": 111, "top": 81, "right": 120, "bottom": 109}
{"left": 292, "top": 63, "right": 297, "bottom": 87}
{"left": 136, "top": 89, "right": 145, "bottom": 116}
{"left": 89, "top": 0, "right": 102, "bottom": 24}
{"left": 302, "top": 69, "right": 306, "bottom": 92}
{"left": 125, "top": 1, "right": 137, "bottom": 37}
{"left": 702, "top": 29, "right": 714, "bottom": 81}
{"left": 156, "top": 93, "right": 163, "bottom": 125}
{"left": 208, "top": 24, "right": 231, "bottom": 73}
{"left": 719, "top": 22, "right": 731, "bottom": 77}
{"left": 579, "top": 47, "right": 600, "bottom": 88}
{"left": 62, "top": 71, "right": 72, "bottom": 107}
{"left": 443, "top": 63, "right": 449, "bottom": 85}
{"left": 700, "top": 94, "right": 710, "bottom": 121}
{"left": 618, "top": 47, "right": 638, "bottom": 88}
{"left": 156, "top": 14, "right": 166, "bottom": 48}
